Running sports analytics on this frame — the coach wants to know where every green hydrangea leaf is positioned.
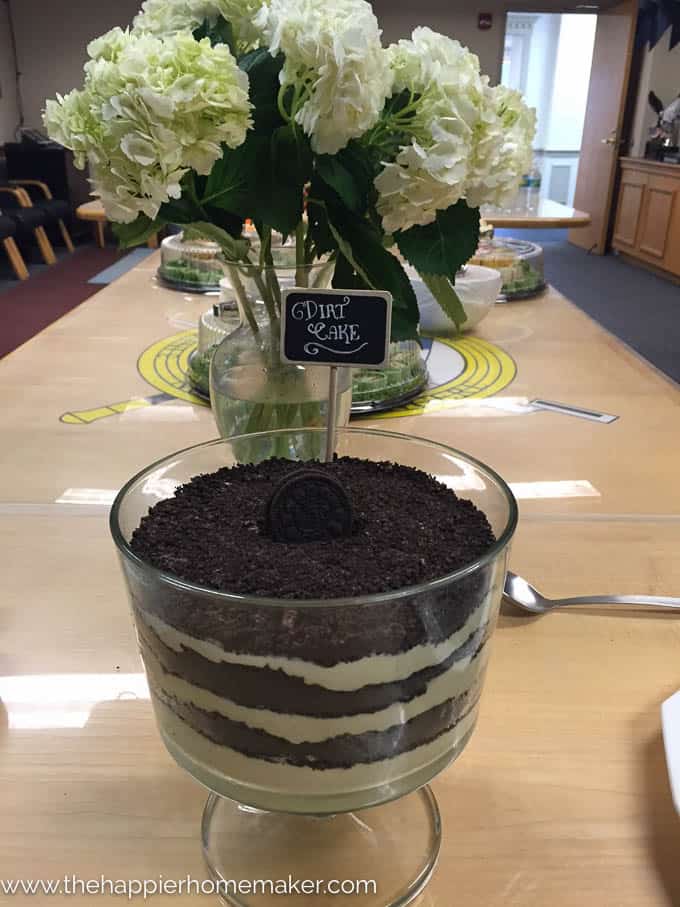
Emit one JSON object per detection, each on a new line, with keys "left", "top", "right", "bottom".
{"left": 420, "top": 272, "right": 468, "bottom": 331}
{"left": 306, "top": 195, "right": 337, "bottom": 256}
{"left": 332, "top": 253, "right": 366, "bottom": 291}
{"left": 238, "top": 49, "right": 284, "bottom": 132}
{"left": 325, "top": 203, "right": 419, "bottom": 341}
{"left": 112, "top": 215, "right": 161, "bottom": 249}
{"left": 201, "top": 124, "right": 310, "bottom": 235}
{"left": 183, "top": 221, "right": 250, "bottom": 260}
{"left": 395, "top": 201, "right": 480, "bottom": 279}
{"left": 158, "top": 195, "right": 203, "bottom": 224}
{"left": 256, "top": 124, "right": 310, "bottom": 235}
{"left": 315, "top": 155, "right": 364, "bottom": 214}
{"left": 193, "top": 17, "right": 235, "bottom": 54}
{"left": 202, "top": 142, "right": 254, "bottom": 213}
{"left": 203, "top": 205, "right": 244, "bottom": 238}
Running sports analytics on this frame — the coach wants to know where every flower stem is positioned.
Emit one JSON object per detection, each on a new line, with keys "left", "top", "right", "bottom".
{"left": 312, "top": 255, "right": 336, "bottom": 288}
{"left": 239, "top": 224, "right": 279, "bottom": 326}
{"left": 277, "top": 84, "right": 291, "bottom": 122}
{"left": 304, "top": 221, "right": 314, "bottom": 263}
{"left": 295, "top": 222, "right": 307, "bottom": 286}
{"left": 186, "top": 171, "right": 209, "bottom": 220}
{"left": 242, "top": 259, "right": 279, "bottom": 326}
{"left": 227, "top": 264, "right": 259, "bottom": 335}
{"left": 258, "top": 224, "right": 281, "bottom": 314}
{"left": 259, "top": 225, "right": 271, "bottom": 268}
{"left": 266, "top": 268, "right": 282, "bottom": 313}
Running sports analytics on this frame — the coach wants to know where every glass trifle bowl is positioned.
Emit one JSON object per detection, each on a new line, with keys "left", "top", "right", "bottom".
{"left": 110, "top": 428, "right": 517, "bottom": 906}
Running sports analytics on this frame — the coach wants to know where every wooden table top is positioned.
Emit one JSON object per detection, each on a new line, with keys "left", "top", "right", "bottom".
{"left": 1, "top": 252, "right": 679, "bottom": 905}
{"left": 75, "top": 200, "right": 107, "bottom": 222}
{"left": 482, "top": 197, "right": 591, "bottom": 229}
{"left": 76, "top": 197, "right": 592, "bottom": 230}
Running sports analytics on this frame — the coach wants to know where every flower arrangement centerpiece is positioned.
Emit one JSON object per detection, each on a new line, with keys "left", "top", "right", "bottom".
{"left": 45, "top": 0, "right": 535, "bottom": 438}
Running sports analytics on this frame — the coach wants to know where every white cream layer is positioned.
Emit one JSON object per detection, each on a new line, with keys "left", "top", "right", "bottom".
{"left": 142, "top": 642, "right": 489, "bottom": 743}
{"left": 138, "top": 590, "right": 494, "bottom": 691}
{"left": 153, "top": 695, "right": 479, "bottom": 798}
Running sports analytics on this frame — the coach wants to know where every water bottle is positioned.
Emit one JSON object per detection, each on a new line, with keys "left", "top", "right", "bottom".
{"left": 526, "top": 163, "right": 542, "bottom": 208}
{"left": 518, "top": 163, "right": 541, "bottom": 209}
{"left": 517, "top": 173, "right": 531, "bottom": 208}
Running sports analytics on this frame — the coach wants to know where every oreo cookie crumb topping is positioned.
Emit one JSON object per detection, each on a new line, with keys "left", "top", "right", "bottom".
{"left": 130, "top": 457, "right": 496, "bottom": 599}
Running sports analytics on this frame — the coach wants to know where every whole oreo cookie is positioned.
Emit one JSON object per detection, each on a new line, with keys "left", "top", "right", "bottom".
{"left": 265, "top": 469, "right": 353, "bottom": 543}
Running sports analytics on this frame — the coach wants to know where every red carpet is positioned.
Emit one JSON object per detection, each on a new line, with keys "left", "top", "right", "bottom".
{"left": 0, "top": 246, "right": 121, "bottom": 359}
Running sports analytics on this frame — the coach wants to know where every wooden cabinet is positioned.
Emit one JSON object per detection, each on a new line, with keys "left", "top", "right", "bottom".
{"left": 612, "top": 169, "right": 646, "bottom": 248}
{"left": 637, "top": 176, "right": 676, "bottom": 259}
{"left": 612, "top": 158, "right": 680, "bottom": 278}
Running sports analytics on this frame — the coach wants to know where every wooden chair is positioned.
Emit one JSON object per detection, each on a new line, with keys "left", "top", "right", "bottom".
{"left": 0, "top": 186, "right": 57, "bottom": 265}
{"left": 0, "top": 212, "right": 29, "bottom": 280}
{"left": 10, "top": 179, "right": 75, "bottom": 252}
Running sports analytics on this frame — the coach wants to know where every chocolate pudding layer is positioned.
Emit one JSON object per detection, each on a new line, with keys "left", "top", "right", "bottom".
{"left": 127, "top": 457, "right": 501, "bottom": 802}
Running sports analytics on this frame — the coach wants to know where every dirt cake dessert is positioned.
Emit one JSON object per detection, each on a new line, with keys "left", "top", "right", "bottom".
{"left": 125, "top": 456, "right": 504, "bottom": 811}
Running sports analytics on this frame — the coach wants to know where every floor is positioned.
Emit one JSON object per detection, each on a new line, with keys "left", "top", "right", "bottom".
{"left": 0, "top": 243, "right": 121, "bottom": 358}
{"left": 496, "top": 228, "right": 680, "bottom": 384}
{"left": 0, "top": 244, "right": 71, "bottom": 294}
{"left": 1, "top": 232, "right": 678, "bottom": 384}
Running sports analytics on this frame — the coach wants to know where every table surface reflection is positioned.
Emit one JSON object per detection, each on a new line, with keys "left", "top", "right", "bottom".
{"left": 0, "top": 252, "right": 679, "bottom": 905}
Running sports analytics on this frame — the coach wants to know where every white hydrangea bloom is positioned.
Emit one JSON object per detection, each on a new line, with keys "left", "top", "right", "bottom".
{"left": 43, "top": 89, "right": 101, "bottom": 171}
{"left": 44, "top": 29, "right": 252, "bottom": 223}
{"left": 465, "top": 84, "right": 537, "bottom": 208}
{"left": 374, "top": 28, "right": 487, "bottom": 233}
{"left": 375, "top": 122, "right": 476, "bottom": 235}
{"left": 388, "top": 26, "right": 485, "bottom": 126}
{"left": 133, "top": 0, "right": 266, "bottom": 51}
{"left": 259, "top": 0, "right": 393, "bottom": 154}
{"left": 374, "top": 28, "right": 534, "bottom": 233}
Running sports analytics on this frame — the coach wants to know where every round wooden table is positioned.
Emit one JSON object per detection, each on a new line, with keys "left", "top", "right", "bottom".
{"left": 482, "top": 197, "right": 591, "bottom": 229}
{"left": 0, "top": 255, "right": 678, "bottom": 905}
{"left": 76, "top": 198, "right": 589, "bottom": 247}
{"left": 76, "top": 199, "right": 159, "bottom": 249}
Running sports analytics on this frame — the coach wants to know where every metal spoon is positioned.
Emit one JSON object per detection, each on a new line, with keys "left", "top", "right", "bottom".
{"left": 503, "top": 571, "right": 680, "bottom": 614}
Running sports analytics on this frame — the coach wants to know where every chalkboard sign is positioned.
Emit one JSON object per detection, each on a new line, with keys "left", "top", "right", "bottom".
{"left": 280, "top": 288, "right": 392, "bottom": 369}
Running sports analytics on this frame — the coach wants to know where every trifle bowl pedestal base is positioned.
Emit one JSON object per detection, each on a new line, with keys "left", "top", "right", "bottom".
{"left": 201, "top": 787, "right": 441, "bottom": 907}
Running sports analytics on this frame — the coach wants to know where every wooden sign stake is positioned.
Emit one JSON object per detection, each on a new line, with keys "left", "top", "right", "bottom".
{"left": 325, "top": 365, "right": 339, "bottom": 462}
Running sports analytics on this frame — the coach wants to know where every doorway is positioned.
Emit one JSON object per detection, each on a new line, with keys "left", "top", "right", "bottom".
{"left": 501, "top": 12, "right": 598, "bottom": 207}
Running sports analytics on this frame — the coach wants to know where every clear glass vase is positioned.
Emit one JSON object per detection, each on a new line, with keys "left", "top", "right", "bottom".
{"left": 210, "top": 251, "right": 351, "bottom": 460}
{"left": 110, "top": 428, "right": 517, "bottom": 906}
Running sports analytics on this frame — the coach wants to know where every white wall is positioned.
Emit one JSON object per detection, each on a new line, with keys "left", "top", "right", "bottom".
{"left": 0, "top": 1, "right": 19, "bottom": 142}
{"left": 371, "top": 0, "right": 507, "bottom": 81}
{"left": 9, "top": 0, "right": 591, "bottom": 131}
{"left": 10, "top": 0, "right": 140, "bottom": 129}
{"left": 544, "top": 14, "right": 596, "bottom": 150}
{"left": 372, "top": 0, "right": 599, "bottom": 86}
{"left": 12, "top": 0, "right": 509, "bottom": 128}
{"left": 630, "top": 30, "right": 680, "bottom": 156}
{"left": 516, "top": 14, "right": 559, "bottom": 148}
{"left": 501, "top": 12, "right": 596, "bottom": 204}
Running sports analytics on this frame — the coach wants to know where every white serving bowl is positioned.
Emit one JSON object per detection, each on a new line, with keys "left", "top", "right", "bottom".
{"left": 415, "top": 265, "right": 502, "bottom": 335}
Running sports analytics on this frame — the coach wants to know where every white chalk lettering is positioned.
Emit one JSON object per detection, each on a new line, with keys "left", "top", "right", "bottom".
{"left": 306, "top": 322, "right": 361, "bottom": 345}
{"left": 291, "top": 299, "right": 351, "bottom": 322}
{"left": 291, "top": 300, "right": 317, "bottom": 320}
{"left": 316, "top": 301, "right": 349, "bottom": 320}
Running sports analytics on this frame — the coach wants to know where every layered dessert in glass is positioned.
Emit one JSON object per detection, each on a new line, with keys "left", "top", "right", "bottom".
{"left": 111, "top": 428, "right": 516, "bottom": 815}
